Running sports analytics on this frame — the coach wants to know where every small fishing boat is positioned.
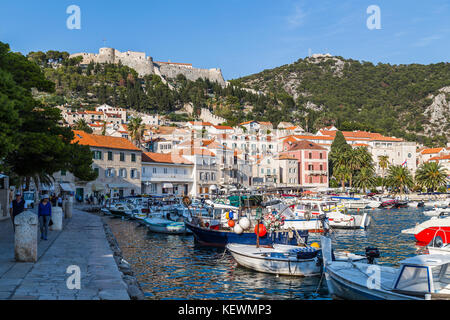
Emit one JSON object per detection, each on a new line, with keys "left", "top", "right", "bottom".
{"left": 291, "top": 200, "right": 370, "bottom": 230}
{"left": 321, "top": 236, "right": 450, "bottom": 300}
{"left": 402, "top": 215, "right": 450, "bottom": 246}
{"left": 144, "top": 216, "right": 190, "bottom": 234}
{"left": 227, "top": 243, "right": 366, "bottom": 277}
{"left": 428, "top": 244, "right": 450, "bottom": 255}
{"left": 186, "top": 221, "right": 308, "bottom": 247}
{"left": 108, "top": 203, "right": 134, "bottom": 217}
{"left": 330, "top": 196, "right": 369, "bottom": 210}
{"left": 423, "top": 208, "right": 450, "bottom": 217}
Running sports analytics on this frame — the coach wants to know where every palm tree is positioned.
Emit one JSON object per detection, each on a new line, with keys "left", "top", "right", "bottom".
{"left": 73, "top": 119, "right": 93, "bottom": 134}
{"left": 378, "top": 155, "right": 390, "bottom": 178}
{"left": 127, "top": 117, "right": 145, "bottom": 147}
{"left": 384, "top": 165, "right": 414, "bottom": 196}
{"left": 415, "top": 162, "right": 448, "bottom": 193}
{"left": 333, "top": 163, "right": 351, "bottom": 192}
{"left": 354, "top": 167, "right": 377, "bottom": 194}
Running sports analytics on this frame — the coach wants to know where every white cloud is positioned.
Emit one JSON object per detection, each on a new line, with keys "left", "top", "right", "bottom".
{"left": 287, "top": 3, "right": 307, "bottom": 28}
{"left": 413, "top": 35, "right": 443, "bottom": 47}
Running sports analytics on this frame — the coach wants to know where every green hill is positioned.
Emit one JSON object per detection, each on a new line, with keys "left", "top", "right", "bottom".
{"left": 232, "top": 55, "right": 450, "bottom": 146}
{"left": 29, "top": 50, "right": 449, "bottom": 147}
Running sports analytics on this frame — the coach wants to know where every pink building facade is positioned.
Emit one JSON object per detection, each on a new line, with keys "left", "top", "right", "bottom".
{"left": 282, "top": 141, "right": 329, "bottom": 189}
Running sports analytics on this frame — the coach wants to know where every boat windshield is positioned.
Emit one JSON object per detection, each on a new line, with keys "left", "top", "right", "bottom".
{"left": 395, "top": 266, "right": 430, "bottom": 293}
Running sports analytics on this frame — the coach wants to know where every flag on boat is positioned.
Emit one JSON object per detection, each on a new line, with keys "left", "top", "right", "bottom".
{"left": 401, "top": 160, "right": 407, "bottom": 167}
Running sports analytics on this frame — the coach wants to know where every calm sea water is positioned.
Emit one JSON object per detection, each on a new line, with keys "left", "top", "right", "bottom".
{"left": 106, "top": 207, "right": 429, "bottom": 300}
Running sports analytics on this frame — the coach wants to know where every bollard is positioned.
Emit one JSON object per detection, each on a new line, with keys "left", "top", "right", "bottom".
{"left": 50, "top": 207, "right": 63, "bottom": 231}
{"left": 14, "top": 211, "right": 38, "bottom": 262}
{"left": 65, "top": 197, "right": 73, "bottom": 219}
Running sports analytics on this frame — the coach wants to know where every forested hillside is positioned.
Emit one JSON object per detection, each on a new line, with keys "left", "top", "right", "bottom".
{"left": 232, "top": 55, "right": 450, "bottom": 146}
{"left": 29, "top": 51, "right": 450, "bottom": 147}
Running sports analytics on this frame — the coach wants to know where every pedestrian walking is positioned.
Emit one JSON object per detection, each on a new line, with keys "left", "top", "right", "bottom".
{"left": 10, "top": 192, "right": 25, "bottom": 232}
{"left": 38, "top": 194, "right": 52, "bottom": 241}
{"left": 57, "top": 194, "right": 63, "bottom": 207}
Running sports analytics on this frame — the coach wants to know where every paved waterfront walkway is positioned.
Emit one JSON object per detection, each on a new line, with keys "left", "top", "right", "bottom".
{"left": 0, "top": 209, "right": 129, "bottom": 300}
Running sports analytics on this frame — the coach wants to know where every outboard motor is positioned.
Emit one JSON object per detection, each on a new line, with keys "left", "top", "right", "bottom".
{"left": 365, "top": 247, "right": 380, "bottom": 264}
{"left": 318, "top": 214, "right": 330, "bottom": 236}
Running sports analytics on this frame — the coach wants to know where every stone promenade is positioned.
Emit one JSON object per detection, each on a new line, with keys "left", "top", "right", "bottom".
{"left": 0, "top": 209, "right": 130, "bottom": 300}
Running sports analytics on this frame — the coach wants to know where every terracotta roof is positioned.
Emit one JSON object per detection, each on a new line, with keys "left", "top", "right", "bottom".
{"left": 213, "top": 125, "right": 233, "bottom": 130}
{"left": 287, "top": 140, "right": 327, "bottom": 151}
{"left": 176, "top": 148, "right": 216, "bottom": 157}
{"left": 72, "top": 130, "right": 141, "bottom": 151}
{"left": 428, "top": 155, "right": 450, "bottom": 162}
{"left": 188, "top": 121, "right": 213, "bottom": 126}
{"left": 142, "top": 152, "right": 192, "bottom": 165}
{"left": 421, "top": 148, "right": 444, "bottom": 155}
{"left": 278, "top": 155, "right": 298, "bottom": 160}
{"left": 353, "top": 143, "right": 370, "bottom": 147}
{"left": 320, "top": 130, "right": 403, "bottom": 142}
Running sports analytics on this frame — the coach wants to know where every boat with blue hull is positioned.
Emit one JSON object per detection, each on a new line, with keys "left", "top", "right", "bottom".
{"left": 185, "top": 221, "right": 308, "bottom": 247}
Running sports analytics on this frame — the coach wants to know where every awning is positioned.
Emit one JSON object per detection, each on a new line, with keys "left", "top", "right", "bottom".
{"left": 91, "top": 183, "right": 105, "bottom": 192}
{"left": 59, "top": 183, "right": 75, "bottom": 192}
{"left": 108, "top": 183, "right": 132, "bottom": 189}
{"left": 163, "top": 183, "right": 173, "bottom": 189}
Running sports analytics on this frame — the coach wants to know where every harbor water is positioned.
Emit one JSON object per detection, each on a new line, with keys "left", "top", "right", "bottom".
{"left": 106, "top": 207, "right": 430, "bottom": 300}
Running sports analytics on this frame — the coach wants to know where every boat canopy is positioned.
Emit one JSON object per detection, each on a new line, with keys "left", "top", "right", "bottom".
{"left": 399, "top": 254, "right": 450, "bottom": 267}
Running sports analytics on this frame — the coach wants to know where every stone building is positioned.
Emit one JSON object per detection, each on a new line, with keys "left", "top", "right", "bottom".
{"left": 70, "top": 48, "right": 226, "bottom": 86}
{"left": 54, "top": 131, "right": 143, "bottom": 200}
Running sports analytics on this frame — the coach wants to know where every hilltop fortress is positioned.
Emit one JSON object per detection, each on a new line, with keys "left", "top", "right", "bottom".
{"left": 70, "top": 48, "right": 226, "bottom": 86}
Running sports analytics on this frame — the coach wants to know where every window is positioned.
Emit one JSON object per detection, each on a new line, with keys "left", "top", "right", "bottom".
{"left": 164, "top": 168, "right": 168, "bottom": 174}
{"left": 211, "top": 173, "right": 215, "bottom": 180}
{"left": 93, "top": 151, "right": 102, "bottom": 160}
{"left": 106, "top": 168, "right": 115, "bottom": 177}
{"left": 320, "top": 164, "right": 323, "bottom": 171}
{"left": 152, "top": 168, "right": 157, "bottom": 174}
{"left": 119, "top": 168, "right": 127, "bottom": 178}
{"left": 130, "top": 169, "right": 138, "bottom": 179}
{"left": 320, "top": 153, "right": 323, "bottom": 159}
{"left": 120, "top": 153, "right": 125, "bottom": 162}
{"left": 94, "top": 168, "right": 99, "bottom": 176}
{"left": 108, "top": 152, "right": 113, "bottom": 161}
{"left": 200, "top": 172, "right": 204, "bottom": 181}
{"left": 131, "top": 154, "right": 136, "bottom": 162}
{"left": 309, "top": 176, "right": 313, "bottom": 183}
{"left": 309, "top": 152, "right": 313, "bottom": 159}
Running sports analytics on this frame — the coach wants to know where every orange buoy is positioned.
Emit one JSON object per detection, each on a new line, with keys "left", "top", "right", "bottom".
{"left": 228, "top": 220, "right": 235, "bottom": 228}
{"left": 254, "top": 224, "right": 267, "bottom": 237}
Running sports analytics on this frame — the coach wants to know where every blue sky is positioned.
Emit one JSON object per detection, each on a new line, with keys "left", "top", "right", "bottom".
{"left": 1, "top": 0, "right": 449, "bottom": 80}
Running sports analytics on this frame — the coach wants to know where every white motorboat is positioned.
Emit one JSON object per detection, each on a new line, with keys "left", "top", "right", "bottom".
{"left": 227, "top": 243, "right": 366, "bottom": 277}
{"left": 366, "top": 200, "right": 382, "bottom": 209}
{"left": 144, "top": 216, "right": 190, "bottom": 234}
{"left": 428, "top": 244, "right": 450, "bottom": 255}
{"left": 402, "top": 215, "right": 450, "bottom": 245}
{"left": 423, "top": 208, "right": 450, "bottom": 217}
{"left": 321, "top": 236, "right": 450, "bottom": 300}
{"left": 289, "top": 200, "right": 370, "bottom": 230}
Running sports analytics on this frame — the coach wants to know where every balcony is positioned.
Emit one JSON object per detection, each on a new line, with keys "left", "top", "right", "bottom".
{"left": 305, "top": 170, "right": 328, "bottom": 176}
{"left": 197, "top": 164, "right": 217, "bottom": 170}
{"left": 141, "top": 173, "right": 193, "bottom": 183}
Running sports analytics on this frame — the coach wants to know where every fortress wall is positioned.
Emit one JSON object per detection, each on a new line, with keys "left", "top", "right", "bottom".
{"left": 156, "top": 64, "right": 225, "bottom": 86}
{"left": 69, "top": 48, "right": 225, "bottom": 86}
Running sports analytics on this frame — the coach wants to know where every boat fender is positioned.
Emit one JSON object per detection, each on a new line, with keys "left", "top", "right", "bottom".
{"left": 228, "top": 220, "right": 235, "bottom": 228}
{"left": 234, "top": 225, "right": 244, "bottom": 235}
{"left": 239, "top": 217, "right": 250, "bottom": 230}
